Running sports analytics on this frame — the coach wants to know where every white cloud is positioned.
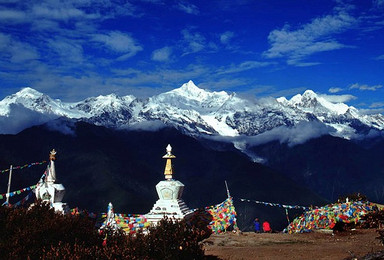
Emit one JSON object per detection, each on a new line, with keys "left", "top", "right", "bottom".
{"left": 30, "top": 19, "right": 60, "bottom": 31}
{"left": 369, "top": 102, "right": 384, "bottom": 108}
{"left": 349, "top": 83, "right": 383, "bottom": 91}
{"left": 10, "top": 45, "right": 39, "bottom": 63}
{"left": 0, "top": 33, "right": 11, "bottom": 49}
{"left": 220, "top": 31, "right": 235, "bottom": 45}
{"left": 151, "top": 46, "right": 172, "bottom": 62}
{"left": 375, "top": 54, "right": 384, "bottom": 60}
{"left": 373, "top": 0, "right": 384, "bottom": 9}
{"left": 0, "top": 33, "right": 39, "bottom": 63}
{"left": 209, "top": 121, "right": 336, "bottom": 147}
{"left": 198, "top": 78, "right": 251, "bottom": 91}
{"left": 263, "top": 5, "right": 356, "bottom": 65}
{"left": 328, "top": 87, "right": 344, "bottom": 93}
{"left": 176, "top": 2, "right": 199, "bottom": 15}
{"left": 0, "top": 104, "right": 57, "bottom": 134}
{"left": 0, "top": 10, "right": 27, "bottom": 23}
{"left": 29, "top": 0, "right": 136, "bottom": 22}
{"left": 181, "top": 28, "right": 206, "bottom": 54}
{"left": 217, "top": 60, "right": 273, "bottom": 74}
{"left": 127, "top": 120, "right": 167, "bottom": 132}
{"left": 116, "top": 53, "right": 139, "bottom": 61}
{"left": 92, "top": 31, "right": 143, "bottom": 58}
{"left": 252, "top": 121, "right": 334, "bottom": 147}
{"left": 45, "top": 118, "right": 76, "bottom": 136}
{"left": 318, "top": 93, "right": 357, "bottom": 103}
{"left": 47, "top": 38, "right": 84, "bottom": 63}
{"left": 360, "top": 108, "right": 384, "bottom": 115}
{"left": 180, "top": 28, "right": 219, "bottom": 55}
{"left": 270, "top": 87, "right": 307, "bottom": 98}
{"left": 0, "top": 0, "right": 138, "bottom": 33}
{"left": 288, "top": 61, "right": 321, "bottom": 67}
{"left": 31, "top": 4, "right": 86, "bottom": 21}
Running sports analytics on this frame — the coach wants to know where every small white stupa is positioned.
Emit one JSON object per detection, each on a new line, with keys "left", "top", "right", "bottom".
{"left": 34, "top": 149, "right": 69, "bottom": 214}
{"left": 100, "top": 202, "right": 119, "bottom": 231}
{"left": 145, "top": 144, "right": 193, "bottom": 223}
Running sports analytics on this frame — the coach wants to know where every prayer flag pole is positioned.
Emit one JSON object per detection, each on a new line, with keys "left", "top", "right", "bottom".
{"left": 6, "top": 165, "right": 13, "bottom": 205}
{"left": 285, "top": 208, "right": 290, "bottom": 224}
{"left": 224, "top": 180, "right": 230, "bottom": 198}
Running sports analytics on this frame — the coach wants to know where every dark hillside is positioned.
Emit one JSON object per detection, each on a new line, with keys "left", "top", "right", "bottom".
{"left": 250, "top": 135, "right": 384, "bottom": 202}
{"left": 0, "top": 120, "right": 325, "bottom": 231}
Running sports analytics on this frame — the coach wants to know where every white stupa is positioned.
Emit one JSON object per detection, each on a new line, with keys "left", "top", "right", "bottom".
{"left": 145, "top": 144, "right": 193, "bottom": 223}
{"left": 99, "top": 202, "right": 119, "bottom": 231}
{"left": 34, "top": 149, "right": 69, "bottom": 214}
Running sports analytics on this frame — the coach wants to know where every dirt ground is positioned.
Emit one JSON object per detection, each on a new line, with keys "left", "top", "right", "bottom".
{"left": 203, "top": 229, "right": 383, "bottom": 260}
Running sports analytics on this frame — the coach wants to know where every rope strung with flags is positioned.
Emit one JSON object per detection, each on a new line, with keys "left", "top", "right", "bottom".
{"left": 0, "top": 160, "right": 47, "bottom": 174}
{"left": 0, "top": 170, "right": 47, "bottom": 201}
{"left": 2, "top": 191, "right": 34, "bottom": 207}
{"left": 0, "top": 184, "right": 37, "bottom": 200}
{"left": 13, "top": 191, "right": 34, "bottom": 207}
{"left": 238, "top": 198, "right": 310, "bottom": 210}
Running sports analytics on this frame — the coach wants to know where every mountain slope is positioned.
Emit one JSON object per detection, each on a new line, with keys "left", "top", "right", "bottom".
{"left": 249, "top": 135, "right": 384, "bottom": 203}
{"left": 0, "top": 121, "right": 325, "bottom": 231}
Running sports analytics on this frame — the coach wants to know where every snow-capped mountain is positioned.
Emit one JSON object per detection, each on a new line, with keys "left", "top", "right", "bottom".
{"left": 1, "top": 81, "right": 383, "bottom": 143}
{"left": 0, "top": 87, "right": 86, "bottom": 118}
{"left": 73, "top": 94, "right": 136, "bottom": 127}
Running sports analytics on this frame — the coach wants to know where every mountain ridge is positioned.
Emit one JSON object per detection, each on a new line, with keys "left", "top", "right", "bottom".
{"left": 1, "top": 81, "right": 383, "bottom": 145}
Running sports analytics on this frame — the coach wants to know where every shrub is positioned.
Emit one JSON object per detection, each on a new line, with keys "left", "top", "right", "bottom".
{"left": 0, "top": 200, "right": 101, "bottom": 259}
{"left": 0, "top": 202, "right": 215, "bottom": 259}
{"left": 357, "top": 209, "right": 384, "bottom": 229}
{"left": 337, "top": 193, "right": 367, "bottom": 203}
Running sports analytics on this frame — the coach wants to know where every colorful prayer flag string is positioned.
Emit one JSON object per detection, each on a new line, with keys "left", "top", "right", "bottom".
{"left": 238, "top": 198, "right": 310, "bottom": 210}
{"left": 0, "top": 168, "right": 47, "bottom": 203}
{"left": 0, "top": 184, "right": 37, "bottom": 200}
{"left": 286, "top": 201, "right": 378, "bottom": 233}
{"left": 10, "top": 191, "right": 34, "bottom": 207}
{"left": 98, "top": 211, "right": 150, "bottom": 234}
{"left": 0, "top": 160, "right": 47, "bottom": 174}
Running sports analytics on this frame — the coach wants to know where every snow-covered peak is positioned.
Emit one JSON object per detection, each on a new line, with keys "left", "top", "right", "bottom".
{"left": 278, "top": 90, "right": 349, "bottom": 115}
{"left": 14, "top": 87, "right": 45, "bottom": 99}
{"left": 0, "top": 87, "right": 89, "bottom": 118}
{"left": 151, "top": 81, "right": 232, "bottom": 113}
{"left": 74, "top": 93, "right": 135, "bottom": 116}
{"left": 276, "top": 96, "right": 289, "bottom": 105}
{"left": 166, "top": 80, "right": 229, "bottom": 101}
{"left": 87, "top": 94, "right": 133, "bottom": 106}
{"left": 170, "top": 80, "right": 205, "bottom": 99}
{"left": 302, "top": 89, "right": 317, "bottom": 98}
{"left": 166, "top": 80, "right": 224, "bottom": 103}
{"left": 4, "top": 87, "right": 47, "bottom": 105}
{"left": 0, "top": 87, "right": 51, "bottom": 116}
{"left": 289, "top": 90, "right": 318, "bottom": 106}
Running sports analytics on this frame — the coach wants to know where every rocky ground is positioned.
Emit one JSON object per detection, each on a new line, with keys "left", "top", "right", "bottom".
{"left": 203, "top": 229, "right": 383, "bottom": 260}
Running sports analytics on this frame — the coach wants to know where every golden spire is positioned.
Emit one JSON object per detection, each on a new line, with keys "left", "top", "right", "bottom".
{"left": 49, "top": 149, "right": 57, "bottom": 161}
{"left": 162, "top": 144, "right": 176, "bottom": 180}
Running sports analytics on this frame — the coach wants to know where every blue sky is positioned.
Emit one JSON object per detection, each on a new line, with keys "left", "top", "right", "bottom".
{"left": 0, "top": 0, "right": 383, "bottom": 113}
